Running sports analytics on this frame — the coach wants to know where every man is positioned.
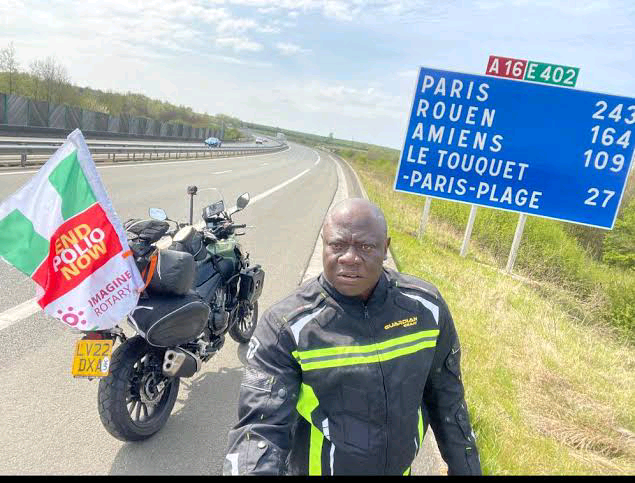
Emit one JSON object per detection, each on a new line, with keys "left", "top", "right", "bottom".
{"left": 224, "top": 198, "right": 481, "bottom": 475}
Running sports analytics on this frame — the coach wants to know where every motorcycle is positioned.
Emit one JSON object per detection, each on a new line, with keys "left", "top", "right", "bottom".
{"left": 70, "top": 185, "right": 265, "bottom": 441}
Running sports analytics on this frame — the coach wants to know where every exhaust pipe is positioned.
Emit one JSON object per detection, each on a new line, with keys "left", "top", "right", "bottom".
{"left": 163, "top": 348, "right": 201, "bottom": 378}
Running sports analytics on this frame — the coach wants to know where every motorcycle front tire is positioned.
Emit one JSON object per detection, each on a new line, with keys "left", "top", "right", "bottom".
{"left": 228, "top": 301, "right": 258, "bottom": 344}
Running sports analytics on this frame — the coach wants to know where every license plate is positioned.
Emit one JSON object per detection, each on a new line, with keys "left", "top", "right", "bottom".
{"left": 71, "top": 339, "right": 113, "bottom": 378}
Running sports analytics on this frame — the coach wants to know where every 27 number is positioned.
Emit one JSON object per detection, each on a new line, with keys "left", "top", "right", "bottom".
{"left": 584, "top": 188, "right": 615, "bottom": 208}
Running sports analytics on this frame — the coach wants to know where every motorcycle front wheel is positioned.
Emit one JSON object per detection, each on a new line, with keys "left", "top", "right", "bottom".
{"left": 229, "top": 301, "right": 258, "bottom": 344}
{"left": 97, "top": 336, "right": 179, "bottom": 441}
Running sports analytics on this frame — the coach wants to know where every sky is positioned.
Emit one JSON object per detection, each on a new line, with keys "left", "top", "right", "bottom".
{"left": 0, "top": 0, "right": 634, "bottom": 148}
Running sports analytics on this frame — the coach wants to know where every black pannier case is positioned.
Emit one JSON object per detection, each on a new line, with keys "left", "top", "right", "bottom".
{"left": 124, "top": 218, "right": 170, "bottom": 243}
{"left": 147, "top": 249, "right": 195, "bottom": 296}
{"left": 239, "top": 265, "right": 265, "bottom": 304}
{"left": 128, "top": 291, "right": 210, "bottom": 347}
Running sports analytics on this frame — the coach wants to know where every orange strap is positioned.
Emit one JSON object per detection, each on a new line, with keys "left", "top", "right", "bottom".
{"left": 141, "top": 251, "right": 158, "bottom": 290}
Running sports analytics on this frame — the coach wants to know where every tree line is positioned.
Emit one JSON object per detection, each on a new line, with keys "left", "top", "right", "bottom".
{"left": 0, "top": 42, "right": 242, "bottom": 137}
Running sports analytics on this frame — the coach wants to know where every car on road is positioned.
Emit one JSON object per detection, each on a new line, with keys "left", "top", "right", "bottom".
{"left": 204, "top": 137, "right": 222, "bottom": 147}
{"left": 255, "top": 137, "right": 264, "bottom": 144}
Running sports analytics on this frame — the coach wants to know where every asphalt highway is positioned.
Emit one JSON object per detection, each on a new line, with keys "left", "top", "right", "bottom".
{"left": 0, "top": 142, "right": 336, "bottom": 474}
{"left": 0, "top": 141, "right": 443, "bottom": 475}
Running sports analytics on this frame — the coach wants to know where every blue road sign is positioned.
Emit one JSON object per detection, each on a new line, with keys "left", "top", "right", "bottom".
{"left": 394, "top": 67, "right": 635, "bottom": 229}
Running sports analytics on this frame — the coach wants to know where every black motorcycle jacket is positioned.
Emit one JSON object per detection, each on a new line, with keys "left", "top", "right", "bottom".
{"left": 223, "top": 268, "right": 481, "bottom": 475}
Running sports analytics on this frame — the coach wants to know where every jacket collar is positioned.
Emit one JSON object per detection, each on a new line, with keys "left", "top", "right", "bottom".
{"left": 318, "top": 269, "right": 390, "bottom": 311}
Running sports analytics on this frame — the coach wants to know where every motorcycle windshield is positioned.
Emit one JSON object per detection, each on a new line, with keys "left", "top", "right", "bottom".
{"left": 200, "top": 187, "right": 225, "bottom": 219}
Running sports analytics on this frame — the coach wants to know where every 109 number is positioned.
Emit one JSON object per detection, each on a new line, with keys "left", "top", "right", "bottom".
{"left": 583, "top": 150, "right": 626, "bottom": 172}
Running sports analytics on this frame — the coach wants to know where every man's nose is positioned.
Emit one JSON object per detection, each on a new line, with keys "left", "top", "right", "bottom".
{"left": 338, "top": 246, "right": 360, "bottom": 264}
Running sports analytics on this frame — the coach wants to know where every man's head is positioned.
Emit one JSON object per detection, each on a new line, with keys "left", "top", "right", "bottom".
{"left": 321, "top": 198, "right": 390, "bottom": 301}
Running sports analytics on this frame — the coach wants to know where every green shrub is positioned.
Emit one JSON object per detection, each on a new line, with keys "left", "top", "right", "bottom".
{"left": 603, "top": 200, "right": 635, "bottom": 270}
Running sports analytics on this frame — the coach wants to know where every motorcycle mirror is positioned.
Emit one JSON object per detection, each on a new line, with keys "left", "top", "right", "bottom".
{"left": 236, "top": 192, "right": 250, "bottom": 210}
{"left": 149, "top": 207, "right": 167, "bottom": 221}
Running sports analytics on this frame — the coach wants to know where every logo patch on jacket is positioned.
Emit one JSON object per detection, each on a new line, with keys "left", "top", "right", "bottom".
{"left": 384, "top": 316, "right": 417, "bottom": 330}
{"left": 241, "top": 366, "right": 274, "bottom": 392}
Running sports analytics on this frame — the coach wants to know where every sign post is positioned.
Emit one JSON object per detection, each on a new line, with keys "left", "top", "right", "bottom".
{"left": 506, "top": 213, "right": 527, "bottom": 273}
{"left": 460, "top": 205, "right": 478, "bottom": 257}
{"left": 417, "top": 197, "right": 432, "bottom": 239}
{"left": 394, "top": 66, "right": 635, "bottom": 268}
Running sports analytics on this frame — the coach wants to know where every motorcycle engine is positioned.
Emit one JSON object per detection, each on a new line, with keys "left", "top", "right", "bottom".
{"left": 209, "top": 308, "right": 229, "bottom": 335}
{"left": 208, "top": 280, "right": 230, "bottom": 335}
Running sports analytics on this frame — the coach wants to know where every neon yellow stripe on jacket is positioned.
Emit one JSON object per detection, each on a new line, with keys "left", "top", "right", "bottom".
{"left": 296, "top": 383, "right": 324, "bottom": 475}
{"left": 299, "top": 339, "right": 437, "bottom": 372}
{"left": 296, "top": 329, "right": 439, "bottom": 360}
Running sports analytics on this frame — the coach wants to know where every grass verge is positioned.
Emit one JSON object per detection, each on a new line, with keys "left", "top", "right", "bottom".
{"left": 349, "top": 158, "right": 635, "bottom": 475}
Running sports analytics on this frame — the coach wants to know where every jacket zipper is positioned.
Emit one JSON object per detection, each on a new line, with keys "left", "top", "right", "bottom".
{"left": 364, "top": 302, "right": 389, "bottom": 473}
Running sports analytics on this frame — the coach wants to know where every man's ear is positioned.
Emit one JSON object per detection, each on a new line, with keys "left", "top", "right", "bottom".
{"left": 384, "top": 237, "right": 391, "bottom": 260}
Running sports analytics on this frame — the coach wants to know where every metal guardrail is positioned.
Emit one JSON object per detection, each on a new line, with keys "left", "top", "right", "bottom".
{"left": 0, "top": 141, "right": 287, "bottom": 168}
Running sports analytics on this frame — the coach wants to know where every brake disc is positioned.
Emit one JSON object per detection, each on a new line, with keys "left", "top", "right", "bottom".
{"left": 139, "top": 372, "right": 167, "bottom": 407}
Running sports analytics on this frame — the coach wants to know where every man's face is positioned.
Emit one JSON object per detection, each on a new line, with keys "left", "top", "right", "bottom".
{"left": 322, "top": 210, "right": 389, "bottom": 300}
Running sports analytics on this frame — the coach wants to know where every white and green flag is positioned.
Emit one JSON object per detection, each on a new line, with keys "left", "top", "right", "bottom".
{"left": 0, "top": 129, "right": 144, "bottom": 330}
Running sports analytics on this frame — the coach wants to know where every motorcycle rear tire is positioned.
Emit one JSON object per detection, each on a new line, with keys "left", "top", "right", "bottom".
{"left": 228, "top": 301, "right": 258, "bottom": 344}
{"left": 97, "top": 336, "right": 180, "bottom": 441}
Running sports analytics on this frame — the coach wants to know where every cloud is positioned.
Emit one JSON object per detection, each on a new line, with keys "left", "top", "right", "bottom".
{"left": 222, "top": 0, "right": 365, "bottom": 22}
{"left": 258, "top": 25, "right": 282, "bottom": 34}
{"left": 275, "top": 42, "right": 311, "bottom": 55}
{"left": 216, "top": 36, "right": 264, "bottom": 52}
{"left": 217, "top": 17, "right": 259, "bottom": 33}
{"left": 197, "top": 7, "right": 231, "bottom": 24}
{"left": 322, "top": 1, "right": 356, "bottom": 21}
{"left": 397, "top": 69, "right": 418, "bottom": 78}
{"left": 257, "top": 6, "right": 279, "bottom": 14}
{"left": 273, "top": 81, "right": 405, "bottom": 119}
{"left": 198, "top": 51, "right": 273, "bottom": 67}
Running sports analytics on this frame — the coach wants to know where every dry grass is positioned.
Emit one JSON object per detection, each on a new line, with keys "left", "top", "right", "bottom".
{"left": 353, "top": 163, "right": 635, "bottom": 475}
{"left": 527, "top": 372, "right": 635, "bottom": 460}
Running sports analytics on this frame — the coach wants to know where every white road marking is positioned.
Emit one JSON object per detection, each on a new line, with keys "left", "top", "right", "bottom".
{"left": 314, "top": 150, "right": 321, "bottom": 166}
{"left": 250, "top": 168, "right": 310, "bottom": 205}
{"left": 0, "top": 298, "right": 40, "bottom": 331}
{"left": 199, "top": 183, "right": 231, "bottom": 192}
{"left": 0, "top": 161, "right": 311, "bottom": 331}
{"left": 302, "top": 152, "right": 347, "bottom": 284}
{"left": 331, "top": 154, "right": 368, "bottom": 199}
{"left": 0, "top": 145, "right": 290, "bottom": 176}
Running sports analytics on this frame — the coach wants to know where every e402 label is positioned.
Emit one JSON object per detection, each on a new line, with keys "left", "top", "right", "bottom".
{"left": 486, "top": 55, "right": 579, "bottom": 88}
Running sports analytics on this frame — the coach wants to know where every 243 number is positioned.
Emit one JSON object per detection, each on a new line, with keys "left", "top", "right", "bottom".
{"left": 592, "top": 101, "right": 635, "bottom": 124}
